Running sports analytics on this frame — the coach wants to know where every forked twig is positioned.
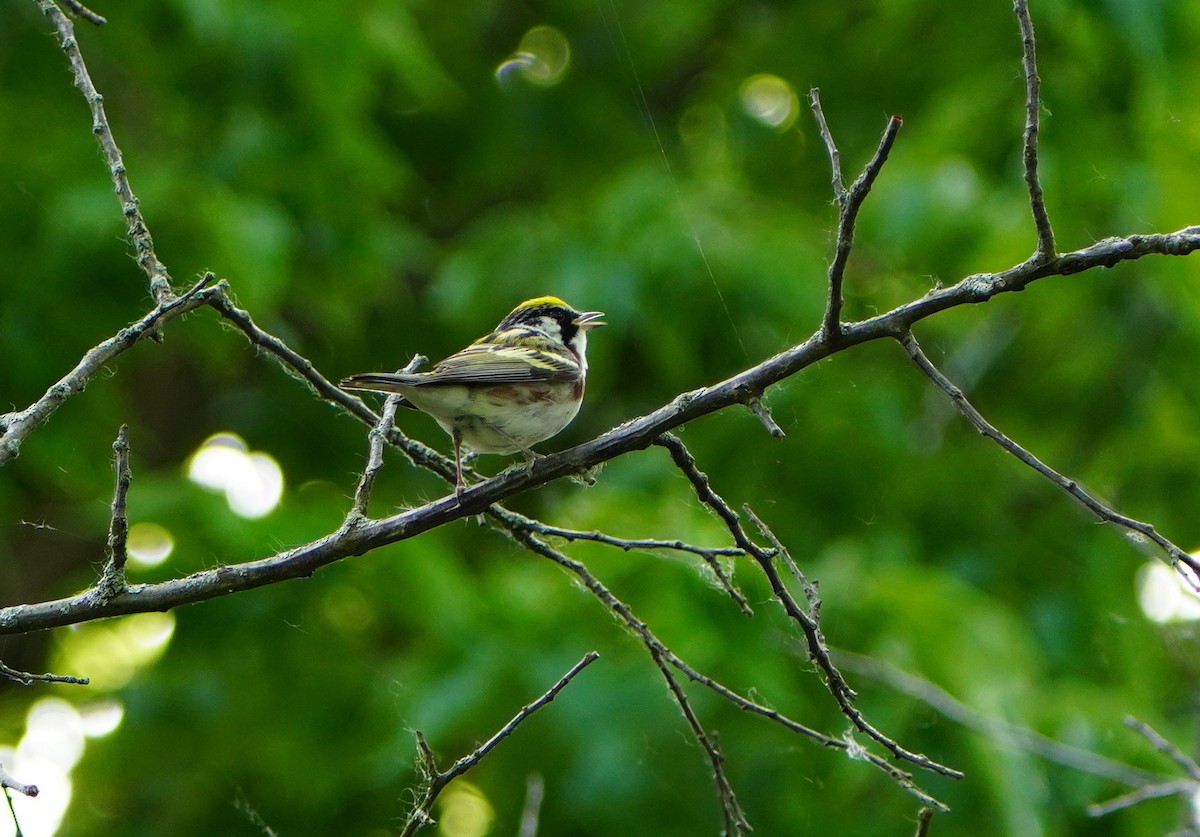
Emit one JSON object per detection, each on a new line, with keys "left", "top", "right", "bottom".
{"left": 810, "top": 90, "right": 902, "bottom": 339}
{"left": 346, "top": 356, "right": 427, "bottom": 522}
{"left": 400, "top": 651, "right": 600, "bottom": 836}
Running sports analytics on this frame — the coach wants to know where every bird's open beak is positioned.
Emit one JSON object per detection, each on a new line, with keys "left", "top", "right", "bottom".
{"left": 574, "top": 310, "right": 606, "bottom": 329}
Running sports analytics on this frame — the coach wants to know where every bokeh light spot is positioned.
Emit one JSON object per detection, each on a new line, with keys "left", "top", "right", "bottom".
{"left": 740, "top": 73, "right": 799, "bottom": 130}
{"left": 79, "top": 700, "right": 125, "bottom": 739}
{"left": 187, "top": 432, "right": 284, "bottom": 518}
{"left": 495, "top": 25, "right": 570, "bottom": 87}
{"left": 55, "top": 612, "right": 176, "bottom": 691}
{"left": 438, "top": 782, "right": 494, "bottom": 837}
{"left": 1137, "top": 559, "right": 1200, "bottom": 623}
{"left": 126, "top": 521, "right": 174, "bottom": 569}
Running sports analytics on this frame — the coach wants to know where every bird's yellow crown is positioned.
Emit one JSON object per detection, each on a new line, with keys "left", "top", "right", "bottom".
{"left": 514, "top": 295, "right": 570, "bottom": 309}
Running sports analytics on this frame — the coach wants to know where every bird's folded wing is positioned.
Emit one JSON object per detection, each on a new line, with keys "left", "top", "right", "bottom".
{"left": 425, "top": 343, "right": 580, "bottom": 385}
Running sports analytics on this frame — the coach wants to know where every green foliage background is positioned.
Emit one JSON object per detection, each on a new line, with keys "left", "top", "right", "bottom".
{"left": 2, "top": 0, "right": 1200, "bottom": 834}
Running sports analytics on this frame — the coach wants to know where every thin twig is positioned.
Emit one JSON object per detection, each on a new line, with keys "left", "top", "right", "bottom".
{"left": 818, "top": 110, "right": 903, "bottom": 340}
{"left": 746, "top": 396, "right": 786, "bottom": 438}
{"left": 503, "top": 524, "right": 754, "bottom": 830}
{"left": 0, "top": 660, "right": 89, "bottom": 686}
{"left": 1123, "top": 716, "right": 1200, "bottom": 781}
{"left": 37, "top": 0, "right": 171, "bottom": 300}
{"left": 808, "top": 88, "right": 846, "bottom": 202}
{"left": 744, "top": 504, "right": 819, "bottom": 612}
{"left": 1013, "top": 0, "right": 1056, "bottom": 260}
{"left": 400, "top": 651, "right": 600, "bottom": 836}
{"left": 1089, "top": 779, "right": 1197, "bottom": 818}
{"left": 1, "top": 786, "right": 18, "bottom": 837}
{"left": 0, "top": 766, "right": 38, "bottom": 798}
{"left": 60, "top": 0, "right": 105, "bottom": 25}
{"left": 835, "top": 649, "right": 1166, "bottom": 788}
{"left": 899, "top": 329, "right": 1200, "bottom": 584}
{"left": 204, "top": 290, "right": 462, "bottom": 484}
{"left": 914, "top": 807, "right": 934, "bottom": 837}
{"left": 502, "top": 516, "right": 753, "bottom": 615}
{"left": 345, "top": 356, "right": 427, "bottom": 523}
{"left": 98, "top": 424, "right": 132, "bottom": 598}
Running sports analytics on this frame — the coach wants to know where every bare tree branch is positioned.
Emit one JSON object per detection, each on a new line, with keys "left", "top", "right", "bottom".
{"left": 1088, "top": 779, "right": 1197, "bottom": 819}
{"left": 3, "top": 221, "right": 1198, "bottom": 634}
{"left": 1013, "top": 0, "right": 1056, "bottom": 260}
{"left": 899, "top": 329, "right": 1200, "bottom": 583}
{"left": 400, "top": 651, "right": 600, "bottom": 836}
{"left": 913, "top": 807, "right": 934, "bottom": 837}
{"left": 1088, "top": 718, "right": 1200, "bottom": 822}
{"left": 9, "top": 1, "right": 1200, "bottom": 832}
{"left": 655, "top": 434, "right": 961, "bottom": 780}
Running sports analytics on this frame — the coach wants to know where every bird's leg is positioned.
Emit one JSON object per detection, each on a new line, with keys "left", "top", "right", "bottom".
{"left": 453, "top": 431, "right": 467, "bottom": 496}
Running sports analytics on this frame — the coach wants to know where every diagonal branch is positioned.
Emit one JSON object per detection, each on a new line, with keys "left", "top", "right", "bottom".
{"left": 0, "top": 273, "right": 217, "bottom": 466}
{"left": 899, "top": 329, "right": 1200, "bottom": 584}
{"left": 37, "top": 0, "right": 171, "bottom": 301}
{"left": 836, "top": 649, "right": 1167, "bottom": 788}
{"left": 1122, "top": 716, "right": 1200, "bottom": 781}
{"left": 1013, "top": 0, "right": 1056, "bottom": 260}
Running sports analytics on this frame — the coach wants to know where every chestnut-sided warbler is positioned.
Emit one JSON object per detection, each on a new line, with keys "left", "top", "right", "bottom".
{"left": 340, "top": 296, "right": 605, "bottom": 491}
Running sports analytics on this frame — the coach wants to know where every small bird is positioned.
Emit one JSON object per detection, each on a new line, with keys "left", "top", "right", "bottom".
{"left": 340, "top": 296, "right": 605, "bottom": 492}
